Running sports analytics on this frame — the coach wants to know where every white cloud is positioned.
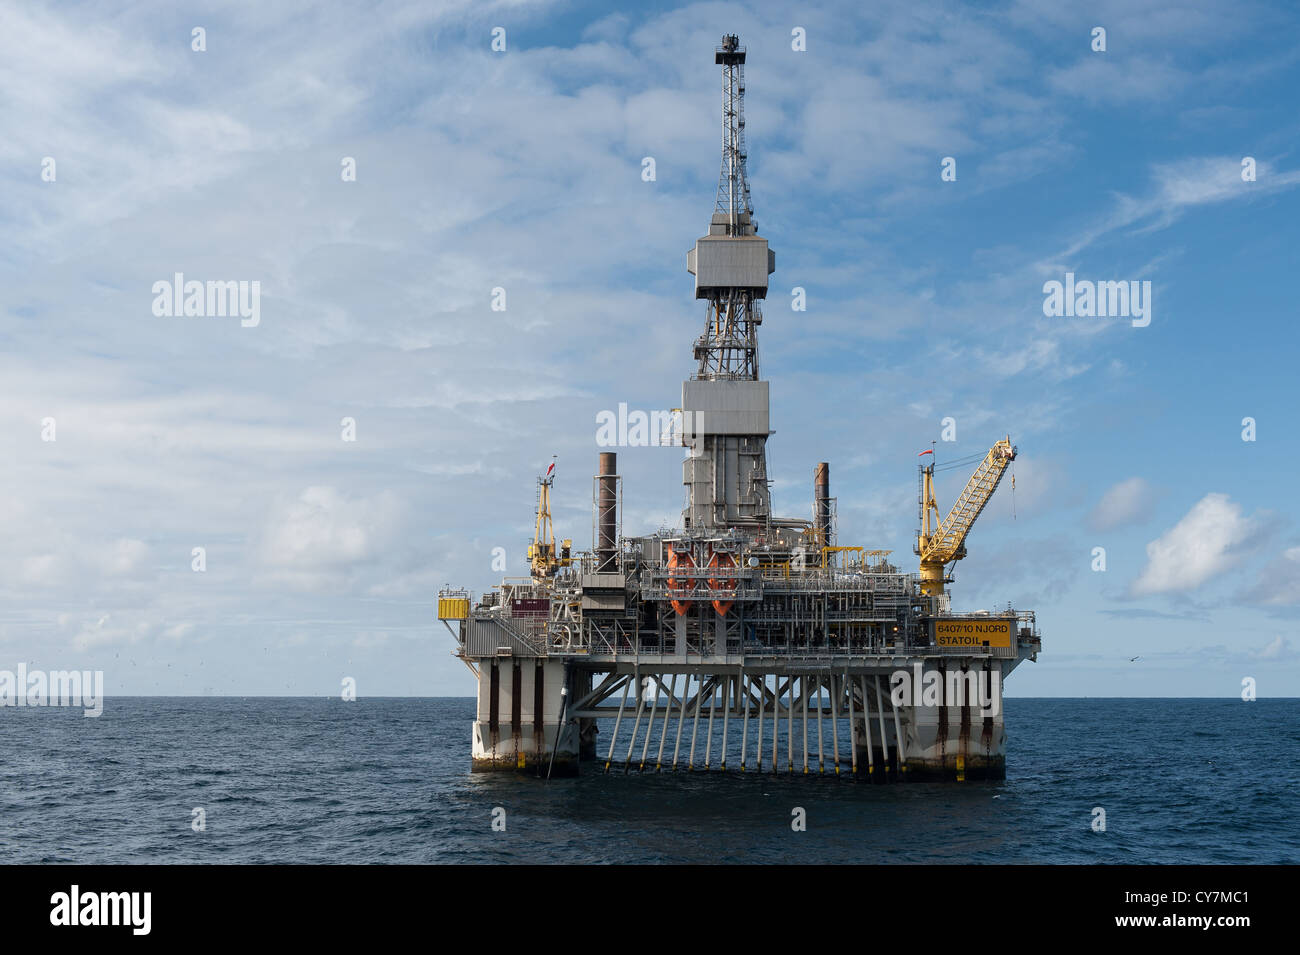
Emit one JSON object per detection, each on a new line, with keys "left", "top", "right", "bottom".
{"left": 19, "top": 554, "right": 64, "bottom": 588}
{"left": 260, "top": 487, "right": 404, "bottom": 591}
{"left": 70, "top": 613, "right": 150, "bottom": 651}
{"left": 1242, "top": 546, "right": 1300, "bottom": 606}
{"left": 1050, "top": 156, "right": 1300, "bottom": 261}
{"left": 1048, "top": 56, "right": 1188, "bottom": 104}
{"left": 1090, "top": 477, "right": 1153, "bottom": 531}
{"left": 1129, "top": 493, "right": 1259, "bottom": 596}
{"left": 103, "top": 538, "right": 149, "bottom": 576}
{"left": 1250, "top": 635, "right": 1291, "bottom": 660}
{"left": 367, "top": 568, "right": 444, "bottom": 598}
{"left": 161, "top": 622, "right": 195, "bottom": 642}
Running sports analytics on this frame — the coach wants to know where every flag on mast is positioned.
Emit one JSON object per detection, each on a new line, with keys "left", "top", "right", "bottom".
{"left": 546, "top": 461, "right": 555, "bottom": 476}
{"left": 917, "top": 448, "right": 934, "bottom": 457}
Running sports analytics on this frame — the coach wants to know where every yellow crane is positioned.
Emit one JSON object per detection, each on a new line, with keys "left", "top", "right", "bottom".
{"left": 915, "top": 437, "right": 1016, "bottom": 596}
{"left": 528, "top": 459, "right": 572, "bottom": 578}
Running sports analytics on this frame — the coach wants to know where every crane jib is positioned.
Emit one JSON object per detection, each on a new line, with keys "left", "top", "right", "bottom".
{"left": 919, "top": 438, "right": 1016, "bottom": 571}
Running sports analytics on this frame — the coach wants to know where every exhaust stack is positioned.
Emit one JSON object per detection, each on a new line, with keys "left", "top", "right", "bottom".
{"left": 814, "top": 462, "right": 831, "bottom": 549}
{"left": 596, "top": 452, "right": 619, "bottom": 573}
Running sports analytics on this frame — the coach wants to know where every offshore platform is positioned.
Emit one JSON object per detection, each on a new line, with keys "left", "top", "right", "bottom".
{"left": 439, "top": 35, "right": 1041, "bottom": 780}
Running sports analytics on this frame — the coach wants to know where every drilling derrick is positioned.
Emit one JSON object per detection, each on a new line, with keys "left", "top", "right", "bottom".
{"left": 683, "top": 34, "right": 777, "bottom": 531}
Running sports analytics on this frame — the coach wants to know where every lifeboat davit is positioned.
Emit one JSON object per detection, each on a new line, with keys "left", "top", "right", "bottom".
{"left": 708, "top": 549, "right": 737, "bottom": 615}
{"left": 667, "top": 544, "right": 695, "bottom": 616}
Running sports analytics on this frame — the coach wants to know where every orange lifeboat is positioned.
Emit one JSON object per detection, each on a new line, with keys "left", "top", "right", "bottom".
{"left": 667, "top": 544, "right": 695, "bottom": 616}
{"left": 708, "top": 549, "right": 737, "bottom": 615}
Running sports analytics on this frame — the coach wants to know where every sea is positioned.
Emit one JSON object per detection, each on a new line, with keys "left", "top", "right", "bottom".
{"left": 1, "top": 697, "right": 1295, "bottom": 864}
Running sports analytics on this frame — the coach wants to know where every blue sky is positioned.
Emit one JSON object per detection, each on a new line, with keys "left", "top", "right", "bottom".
{"left": 1, "top": 0, "right": 1297, "bottom": 697}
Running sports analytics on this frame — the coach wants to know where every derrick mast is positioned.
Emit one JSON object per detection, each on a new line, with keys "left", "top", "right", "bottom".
{"left": 683, "top": 34, "right": 777, "bottom": 531}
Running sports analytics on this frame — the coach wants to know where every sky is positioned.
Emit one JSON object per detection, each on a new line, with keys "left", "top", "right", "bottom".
{"left": 1, "top": 0, "right": 1297, "bottom": 698}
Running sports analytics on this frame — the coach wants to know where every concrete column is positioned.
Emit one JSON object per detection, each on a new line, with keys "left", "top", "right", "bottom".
{"left": 853, "top": 664, "right": 1008, "bottom": 781}
{"left": 472, "top": 659, "right": 579, "bottom": 774}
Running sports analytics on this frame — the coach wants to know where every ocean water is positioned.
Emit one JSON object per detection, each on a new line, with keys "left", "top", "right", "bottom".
{"left": 0, "top": 697, "right": 1295, "bottom": 864}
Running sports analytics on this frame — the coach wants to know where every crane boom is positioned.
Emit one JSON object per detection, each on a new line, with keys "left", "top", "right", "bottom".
{"left": 917, "top": 437, "right": 1016, "bottom": 595}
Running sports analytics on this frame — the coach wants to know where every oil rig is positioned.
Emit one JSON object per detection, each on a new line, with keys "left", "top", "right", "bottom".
{"left": 438, "top": 34, "right": 1041, "bottom": 780}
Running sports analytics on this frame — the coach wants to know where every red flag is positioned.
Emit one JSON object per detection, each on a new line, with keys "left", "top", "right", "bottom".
{"left": 546, "top": 462, "right": 555, "bottom": 476}
{"left": 917, "top": 448, "right": 934, "bottom": 457}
